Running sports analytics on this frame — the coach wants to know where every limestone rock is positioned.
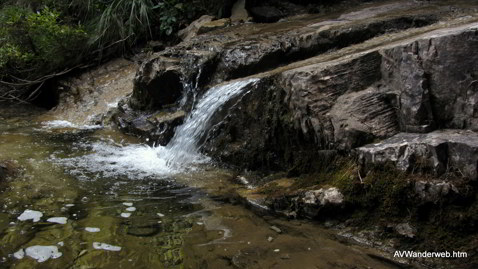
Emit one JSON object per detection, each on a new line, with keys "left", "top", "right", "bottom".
{"left": 414, "top": 180, "right": 458, "bottom": 203}
{"left": 124, "top": 0, "right": 478, "bottom": 175}
{"left": 114, "top": 102, "right": 185, "bottom": 145}
{"left": 394, "top": 223, "right": 416, "bottom": 238}
{"left": 129, "top": 3, "right": 440, "bottom": 110}
{"left": 303, "top": 187, "right": 344, "bottom": 206}
{"left": 328, "top": 88, "right": 399, "bottom": 150}
{"left": 197, "top": 18, "right": 231, "bottom": 34}
{"left": 204, "top": 20, "right": 478, "bottom": 171}
{"left": 356, "top": 130, "right": 478, "bottom": 180}
{"left": 42, "top": 58, "right": 137, "bottom": 125}
{"left": 301, "top": 187, "right": 345, "bottom": 218}
{"left": 178, "top": 15, "right": 215, "bottom": 41}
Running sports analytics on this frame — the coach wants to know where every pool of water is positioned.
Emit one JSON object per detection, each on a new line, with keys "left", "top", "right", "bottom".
{"left": 0, "top": 104, "right": 400, "bottom": 268}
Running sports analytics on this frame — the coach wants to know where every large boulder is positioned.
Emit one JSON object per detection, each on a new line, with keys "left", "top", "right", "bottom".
{"left": 177, "top": 15, "right": 215, "bottom": 41}
{"left": 129, "top": 2, "right": 440, "bottom": 110}
{"left": 203, "top": 19, "right": 478, "bottom": 171}
{"left": 123, "top": 0, "right": 478, "bottom": 174}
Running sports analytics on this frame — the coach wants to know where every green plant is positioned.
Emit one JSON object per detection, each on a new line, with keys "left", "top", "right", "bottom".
{"left": 26, "top": 8, "right": 87, "bottom": 68}
{"left": 89, "top": 0, "right": 155, "bottom": 52}
{"left": 156, "top": 0, "right": 184, "bottom": 36}
{"left": 0, "top": 4, "right": 87, "bottom": 100}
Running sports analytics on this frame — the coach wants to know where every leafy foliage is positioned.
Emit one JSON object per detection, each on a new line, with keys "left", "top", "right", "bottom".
{"left": 89, "top": 0, "right": 155, "bottom": 53}
{"left": 0, "top": 5, "right": 88, "bottom": 100}
{"left": 157, "top": 0, "right": 184, "bottom": 36}
{"left": 0, "top": 0, "right": 223, "bottom": 102}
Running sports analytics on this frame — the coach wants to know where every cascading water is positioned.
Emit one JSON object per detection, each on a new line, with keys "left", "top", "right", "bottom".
{"left": 161, "top": 78, "right": 259, "bottom": 168}
{"left": 52, "top": 78, "right": 258, "bottom": 179}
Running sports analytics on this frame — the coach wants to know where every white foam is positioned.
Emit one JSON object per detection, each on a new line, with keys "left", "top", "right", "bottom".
{"left": 157, "top": 213, "right": 165, "bottom": 217}
{"left": 92, "top": 242, "right": 121, "bottom": 251}
{"left": 122, "top": 202, "right": 133, "bottom": 207}
{"left": 125, "top": 207, "right": 136, "bottom": 212}
{"left": 85, "top": 227, "right": 101, "bottom": 233}
{"left": 25, "top": 246, "right": 62, "bottom": 262}
{"left": 120, "top": 213, "right": 131, "bottom": 218}
{"left": 50, "top": 78, "right": 258, "bottom": 179}
{"left": 42, "top": 120, "right": 101, "bottom": 130}
{"left": 17, "top": 209, "right": 43, "bottom": 222}
{"left": 65, "top": 204, "right": 75, "bottom": 207}
{"left": 47, "top": 217, "right": 68, "bottom": 224}
{"left": 53, "top": 143, "right": 172, "bottom": 179}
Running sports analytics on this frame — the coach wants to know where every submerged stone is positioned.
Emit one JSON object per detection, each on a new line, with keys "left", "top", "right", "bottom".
{"left": 47, "top": 217, "right": 68, "bottom": 224}
{"left": 25, "top": 246, "right": 62, "bottom": 263}
{"left": 85, "top": 227, "right": 101, "bottom": 233}
{"left": 17, "top": 209, "right": 43, "bottom": 222}
{"left": 121, "top": 213, "right": 132, "bottom": 218}
{"left": 92, "top": 242, "right": 122, "bottom": 252}
{"left": 13, "top": 249, "right": 25, "bottom": 260}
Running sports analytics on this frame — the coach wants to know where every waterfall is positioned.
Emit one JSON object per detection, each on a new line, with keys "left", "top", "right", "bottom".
{"left": 160, "top": 78, "right": 259, "bottom": 169}
{"left": 51, "top": 78, "right": 258, "bottom": 179}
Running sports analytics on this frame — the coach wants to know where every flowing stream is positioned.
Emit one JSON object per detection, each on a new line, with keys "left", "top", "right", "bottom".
{"left": 0, "top": 79, "right": 398, "bottom": 268}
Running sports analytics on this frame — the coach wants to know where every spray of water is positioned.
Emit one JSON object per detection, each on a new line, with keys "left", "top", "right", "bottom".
{"left": 161, "top": 78, "right": 259, "bottom": 168}
{"left": 51, "top": 78, "right": 258, "bottom": 179}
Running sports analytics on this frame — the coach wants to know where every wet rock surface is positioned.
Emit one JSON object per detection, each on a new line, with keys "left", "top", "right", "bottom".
{"left": 42, "top": 58, "right": 137, "bottom": 126}
{"left": 357, "top": 130, "right": 478, "bottom": 180}
{"left": 108, "top": 3, "right": 478, "bottom": 267}
{"left": 178, "top": 15, "right": 215, "bottom": 41}
{"left": 204, "top": 21, "right": 478, "bottom": 171}
{"left": 120, "top": 1, "right": 478, "bottom": 149}
{"left": 113, "top": 101, "right": 185, "bottom": 145}
{"left": 0, "top": 160, "right": 16, "bottom": 183}
{"left": 128, "top": 1, "right": 445, "bottom": 111}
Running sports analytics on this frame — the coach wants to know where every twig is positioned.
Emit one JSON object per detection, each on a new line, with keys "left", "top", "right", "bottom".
{"left": 26, "top": 81, "right": 45, "bottom": 101}
{"left": 358, "top": 169, "right": 364, "bottom": 184}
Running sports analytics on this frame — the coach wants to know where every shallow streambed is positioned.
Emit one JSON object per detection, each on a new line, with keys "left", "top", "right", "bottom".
{"left": 0, "top": 105, "right": 400, "bottom": 268}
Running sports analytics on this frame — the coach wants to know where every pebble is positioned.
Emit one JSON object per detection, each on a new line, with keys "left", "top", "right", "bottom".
{"left": 17, "top": 209, "right": 43, "bottom": 222}
{"left": 120, "top": 213, "right": 131, "bottom": 218}
{"left": 270, "top": 226, "right": 282, "bottom": 234}
{"left": 280, "top": 254, "right": 290, "bottom": 259}
{"left": 25, "top": 246, "right": 62, "bottom": 262}
{"left": 13, "top": 249, "right": 24, "bottom": 260}
{"left": 47, "top": 217, "right": 68, "bottom": 224}
{"left": 273, "top": 249, "right": 280, "bottom": 253}
{"left": 85, "top": 227, "right": 101, "bottom": 233}
{"left": 92, "top": 242, "right": 121, "bottom": 252}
